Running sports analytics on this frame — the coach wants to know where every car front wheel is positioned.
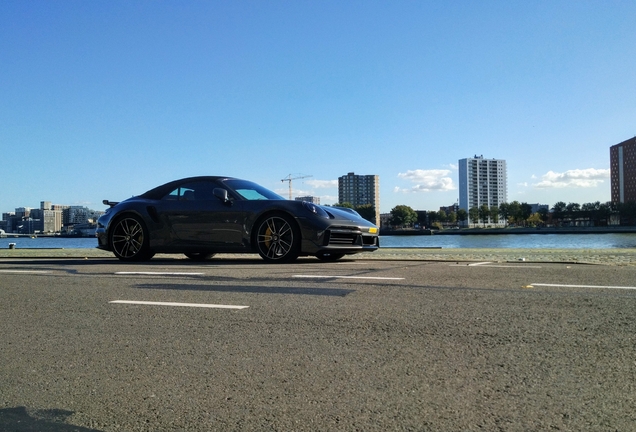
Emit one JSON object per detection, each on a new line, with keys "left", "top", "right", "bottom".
{"left": 255, "top": 213, "right": 300, "bottom": 263}
{"left": 110, "top": 215, "right": 154, "bottom": 261}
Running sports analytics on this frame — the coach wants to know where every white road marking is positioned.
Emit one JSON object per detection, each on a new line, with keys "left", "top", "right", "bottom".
{"left": 531, "top": 283, "right": 636, "bottom": 291}
{"left": 109, "top": 300, "right": 249, "bottom": 309}
{"left": 469, "top": 262, "right": 492, "bottom": 266}
{"left": 293, "top": 275, "right": 404, "bottom": 280}
{"left": 0, "top": 270, "right": 52, "bottom": 274}
{"left": 450, "top": 263, "right": 542, "bottom": 268}
{"left": 115, "top": 272, "right": 205, "bottom": 276}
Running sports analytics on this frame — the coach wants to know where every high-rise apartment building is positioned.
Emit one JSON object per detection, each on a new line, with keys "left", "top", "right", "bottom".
{"left": 338, "top": 172, "right": 380, "bottom": 225}
{"left": 458, "top": 156, "right": 507, "bottom": 226}
{"left": 610, "top": 136, "right": 636, "bottom": 203}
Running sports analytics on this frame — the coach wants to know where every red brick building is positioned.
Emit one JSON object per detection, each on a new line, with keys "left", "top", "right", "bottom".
{"left": 610, "top": 136, "right": 636, "bottom": 203}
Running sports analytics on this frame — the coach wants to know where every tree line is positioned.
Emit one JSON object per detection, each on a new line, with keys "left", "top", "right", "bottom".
{"left": 386, "top": 200, "right": 636, "bottom": 229}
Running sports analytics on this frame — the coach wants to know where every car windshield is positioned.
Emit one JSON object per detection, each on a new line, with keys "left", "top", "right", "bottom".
{"left": 224, "top": 179, "right": 285, "bottom": 201}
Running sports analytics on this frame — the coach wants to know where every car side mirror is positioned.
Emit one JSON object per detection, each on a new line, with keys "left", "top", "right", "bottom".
{"left": 213, "top": 188, "right": 230, "bottom": 203}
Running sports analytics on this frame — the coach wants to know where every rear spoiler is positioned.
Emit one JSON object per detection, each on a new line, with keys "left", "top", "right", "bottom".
{"left": 103, "top": 200, "right": 119, "bottom": 208}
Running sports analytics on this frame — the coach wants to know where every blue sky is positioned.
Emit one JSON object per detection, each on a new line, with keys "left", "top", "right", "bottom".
{"left": 2, "top": 1, "right": 635, "bottom": 214}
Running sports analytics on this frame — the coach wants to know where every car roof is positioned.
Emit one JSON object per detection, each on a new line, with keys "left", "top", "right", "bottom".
{"left": 139, "top": 176, "right": 237, "bottom": 199}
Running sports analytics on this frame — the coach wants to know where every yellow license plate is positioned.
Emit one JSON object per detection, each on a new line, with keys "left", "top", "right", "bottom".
{"left": 369, "top": 227, "right": 378, "bottom": 234}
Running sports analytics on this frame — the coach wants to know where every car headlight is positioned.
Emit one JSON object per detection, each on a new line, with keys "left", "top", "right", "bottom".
{"left": 302, "top": 201, "right": 330, "bottom": 218}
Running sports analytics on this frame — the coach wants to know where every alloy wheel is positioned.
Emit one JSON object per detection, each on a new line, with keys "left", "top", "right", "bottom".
{"left": 111, "top": 216, "right": 149, "bottom": 260}
{"left": 256, "top": 215, "right": 299, "bottom": 262}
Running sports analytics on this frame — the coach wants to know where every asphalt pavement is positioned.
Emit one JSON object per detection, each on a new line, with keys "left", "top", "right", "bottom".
{"left": 1, "top": 255, "right": 635, "bottom": 431}
{"left": 1, "top": 246, "right": 636, "bottom": 265}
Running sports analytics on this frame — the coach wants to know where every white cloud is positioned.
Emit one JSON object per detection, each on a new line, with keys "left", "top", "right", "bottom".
{"left": 533, "top": 168, "right": 610, "bottom": 189}
{"left": 320, "top": 194, "right": 338, "bottom": 204}
{"left": 306, "top": 179, "right": 337, "bottom": 189}
{"left": 396, "top": 169, "right": 456, "bottom": 192}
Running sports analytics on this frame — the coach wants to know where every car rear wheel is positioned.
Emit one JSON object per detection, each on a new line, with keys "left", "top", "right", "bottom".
{"left": 255, "top": 213, "right": 300, "bottom": 263}
{"left": 110, "top": 215, "right": 154, "bottom": 261}
{"left": 316, "top": 252, "right": 345, "bottom": 262}
{"left": 184, "top": 252, "right": 216, "bottom": 261}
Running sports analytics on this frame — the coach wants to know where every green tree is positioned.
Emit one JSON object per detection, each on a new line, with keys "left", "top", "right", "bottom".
{"left": 354, "top": 204, "right": 376, "bottom": 224}
{"left": 582, "top": 202, "right": 597, "bottom": 225}
{"left": 489, "top": 206, "right": 499, "bottom": 225}
{"left": 457, "top": 209, "right": 468, "bottom": 226}
{"left": 416, "top": 211, "right": 428, "bottom": 227}
{"left": 468, "top": 207, "right": 479, "bottom": 227}
{"left": 618, "top": 201, "right": 636, "bottom": 225}
{"left": 598, "top": 202, "right": 612, "bottom": 226}
{"left": 527, "top": 212, "right": 543, "bottom": 227}
{"left": 478, "top": 204, "right": 490, "bottom": 227}
{"left": 332, "top": 202, "right": 353, "bottom": 208}
{"left": 520, "top": 203, "right": 533, "bottom": 226}
{"left": 390, "top": 205, "right": 418, "bottom": 227}
{"left": 427, "top": 210, "right": 439, "bottom": 227}
{"left": 508, "top": 201, "right": 522, "bottom": 225}
{"left": 552, "top": 201, "right": 567, "bottom": 226}
{"left": 498, "top": 202, "right": 510, "bottom": 227}
{"left": 566, "top": 202, "right": 581, "bottom": 224}
{"left": 447, "top": 211, "right": 457, "bottom": 226}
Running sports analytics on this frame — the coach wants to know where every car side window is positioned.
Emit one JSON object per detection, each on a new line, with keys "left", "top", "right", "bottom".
{"left": 163, "top": 187, "right": 193, "bottom": 201}
{"left": 163, "top": 188, "right": 181, "bottom": 201}
{"left": 162, "top": 182, "right": 216, "bottom": 201}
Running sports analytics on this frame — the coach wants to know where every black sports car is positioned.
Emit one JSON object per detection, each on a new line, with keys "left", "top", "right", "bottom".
{"left": 96, "top": 176, "right": 379, "bottom": 263}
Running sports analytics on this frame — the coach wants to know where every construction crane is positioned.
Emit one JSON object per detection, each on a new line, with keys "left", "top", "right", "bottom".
{"left": 281, "top": 174, "right": 313, "bottom": 200}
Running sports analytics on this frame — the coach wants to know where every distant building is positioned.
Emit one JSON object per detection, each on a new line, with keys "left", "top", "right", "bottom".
{"left": 15, "top": 207, "right": 31, "bottom": 219}
{"left": 1, "top": 202, "right": 102, "bottom": 234}
{"left": 379, "top": 213, "right": 392, "bottom": 229}
{"left": 295, "top": 196, "right": 320, "bottom": 204}
{"left": 610, "top": 136, "right": 636, "bottom": 203}
{"left": 2, "top": 212, "right": 16, "bottom": 233}
{"left": 458, "top": 155, "right": 507, "bottom": 226}
{"left": 64, "top": 206, "right": 104, "bottom": 225}
{"left": 440, "top": 203, "right": 459, "bottom": 214}
{"left": 22, "top": 208, "right": 63, "bottom": 233}
{"left": 338, "top": 172, "right": 380, "bottom": 226}
{"left": 42, "top": 210, "right": 63, "bottom": 233}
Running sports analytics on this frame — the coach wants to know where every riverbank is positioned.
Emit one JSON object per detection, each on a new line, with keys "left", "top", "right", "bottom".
{"left": 382, "top": 226, "right": 636, "bottom": 235}
{"left": 1, "top": 247, "right": 634, "bottom": 266}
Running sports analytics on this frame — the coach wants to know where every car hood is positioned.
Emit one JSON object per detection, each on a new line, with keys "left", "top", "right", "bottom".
{"left": 325, "top": 206, "right": 373, "bottom": 224}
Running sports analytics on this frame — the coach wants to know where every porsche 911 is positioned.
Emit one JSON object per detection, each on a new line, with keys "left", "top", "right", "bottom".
{"left": 96, "top": 176, "right": 379, "bottom": 263}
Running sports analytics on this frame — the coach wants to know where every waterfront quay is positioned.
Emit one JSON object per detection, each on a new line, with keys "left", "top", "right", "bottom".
{"left": 1, "top": 246, "right": 635, "bottom": 266}
{"left": 382, "top": 225, "right": 636, "bottom": 235}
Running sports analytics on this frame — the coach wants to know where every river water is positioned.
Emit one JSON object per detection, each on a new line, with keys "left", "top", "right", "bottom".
{"left": 2, "top": 233, "right": 636, "bottom": 250}
{"left": 381, "top": 233, "right": 636, "bottom": 249}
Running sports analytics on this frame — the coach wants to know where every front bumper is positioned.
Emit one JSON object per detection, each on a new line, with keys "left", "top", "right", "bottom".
{"left": 301, "top": 224, "right": 379, "bottom": 255}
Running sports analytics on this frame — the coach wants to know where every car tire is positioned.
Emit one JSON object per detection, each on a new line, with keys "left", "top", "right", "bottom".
{"left": 255, "top": 213, "right": 300, "bottom": 263}
{"left": 109, "top": 214, "right": 154, "bottom": 262}
{"left": 184, "top": 252, "right": 216, "bottom": 261}
{"left": 316, "top": 252, "right": 345, "bottom": 262}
